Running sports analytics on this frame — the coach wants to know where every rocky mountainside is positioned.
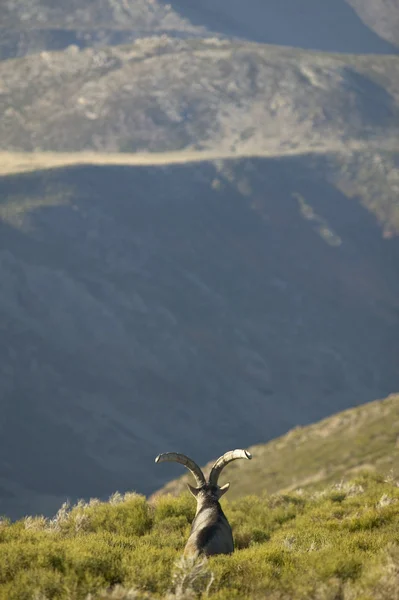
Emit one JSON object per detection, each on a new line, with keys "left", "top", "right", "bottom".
{"left": 348, "top": 0, "right": 399, "bottom": 47}
{"left": 164, "top": 0, "right": 399, "bottom": 52}
{"left": 0, "top": 153, "right": 398, "bottom": 519}
{"left": 1, "top": 38, "right": 399, "bottom": 154}
{"left": 1, "top": 0, "right": 398, "bottom": 60}
{"left": 0, "top": 1, "right": 399, "bottom": 520}
{"left": 0, "top": 0, "right": 203, "bottom": 60}
{"left": 154, "top": 393, "right": 399, "bottom": 500}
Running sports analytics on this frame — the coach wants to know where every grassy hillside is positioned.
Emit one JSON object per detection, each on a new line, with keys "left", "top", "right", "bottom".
{"left": 155, "top": 393, "right": 399, "bottom": 501}
{"left": 0, "top": 472, "right": 398, "bottom": 599}
{"left": 1, "top": 396, "right": 399, "bottom": 598}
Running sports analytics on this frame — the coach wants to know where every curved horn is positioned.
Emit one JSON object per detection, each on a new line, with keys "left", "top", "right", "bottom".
{"left": 208, "top": 449, "right": 252, "bottom": 486}
{"left": 155, "top": 452, "right": 206, "bottom": 488}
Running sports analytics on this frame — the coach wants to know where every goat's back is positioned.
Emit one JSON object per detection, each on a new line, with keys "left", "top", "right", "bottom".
{"left": 184, "top": 504, "right": 234, "bottom": 557}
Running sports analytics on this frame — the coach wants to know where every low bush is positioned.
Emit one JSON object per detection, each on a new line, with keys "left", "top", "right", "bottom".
{"left": 0, "top": 473, "right": 398, "bottom": 599}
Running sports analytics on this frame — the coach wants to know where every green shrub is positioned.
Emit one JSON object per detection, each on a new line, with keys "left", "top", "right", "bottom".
{"left": 0, "top": 474, "right": 398, "bottom": 599}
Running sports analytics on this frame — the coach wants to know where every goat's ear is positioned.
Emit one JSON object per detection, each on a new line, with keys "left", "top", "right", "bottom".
{"left": 218, "top": 482, "right": 230, "bottom": 497}
{"left": 187, "top": 483, "right": 200, "bottom": 497}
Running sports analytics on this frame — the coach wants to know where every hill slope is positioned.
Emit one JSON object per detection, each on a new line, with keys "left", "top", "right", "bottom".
{"left": 1, "top": 38, "right": 399, "bottom": 154}
{"left": 0, "top": 0, "right": 202, "bottom": 60}
{"left": 0, "top": 472, "right": 398, "bottom": 599}
{"left": 155, "top": 393, "right": 399, "bottom": 500}
{"left": 1, "top": 0, "right": 398, "bottom": 59}
{"left": 1, "top": 9, "right": 399, "bottom": 525}
{"left": 348, "top": 0, "right": 399, "bottom": 47}
{"left": 0, "top": 153, "right": 398, "bottom": 519}
{"left": 165, "top": 0, "right": 399, "bottom": 52}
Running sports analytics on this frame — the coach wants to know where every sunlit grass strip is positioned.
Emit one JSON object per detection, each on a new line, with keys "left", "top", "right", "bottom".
{"left": 1, "top": 138, "right": 398, "bottom": 176}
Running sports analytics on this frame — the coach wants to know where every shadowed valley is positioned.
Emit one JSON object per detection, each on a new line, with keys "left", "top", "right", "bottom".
{"left": 1, "top": 154, "right": 398, "bottom": 518}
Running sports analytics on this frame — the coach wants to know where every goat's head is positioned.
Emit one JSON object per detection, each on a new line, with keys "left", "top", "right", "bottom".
{"left": 155, "top": 449, "right": 251, "bottom": 502}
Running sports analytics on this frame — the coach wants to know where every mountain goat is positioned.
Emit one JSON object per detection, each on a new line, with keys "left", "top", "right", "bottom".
{"left": 155, "top": 449, "right": 252, "bottom": 557}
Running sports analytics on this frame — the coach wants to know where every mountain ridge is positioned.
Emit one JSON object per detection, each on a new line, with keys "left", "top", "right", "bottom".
{"left": 1, "top": 0, "right": 398, "bottom": 59}
{"left": 153, "top": 392, "right": 399, "bottom": 500}
{"left": 1, "top": 38, "right": 399, "bottom": 155}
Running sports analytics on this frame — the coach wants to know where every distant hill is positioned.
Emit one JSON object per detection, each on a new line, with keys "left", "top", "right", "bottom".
{"left": 0, "top": 0, "right": 203, "bottom": 60}
{"left": 1, "top": 38, "right": 399, "bottom": 155}
{"left": 154, "top": 393, "right": 399, "bottom": 500}
{"left": 348, "top": 0, "right": 399, "bottom": 47}
{"left": 0, "top": 153, "right": 398, "bottom": 519}
{"left": 1, "top": 0, "right": 398, "bottom": 59}
{"left": 164, "top": 0, "right": 399, "bottom": 53}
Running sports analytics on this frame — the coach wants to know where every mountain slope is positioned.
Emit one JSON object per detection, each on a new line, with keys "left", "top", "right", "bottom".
{"left": 0, "top": 153, "right": 398, "bottom": 519}
{"left": 1, "top": 473, "right": 399, "bottom": 599}
{"left": 0, "top": 0, "right": 203, "bottom": 60}
{"left": 1, "top": 38, "right": 399, "bottom": 154}
{"left": 164, "top": 0, "right": 399, "bottom": 53}
{"left": 154, "top": 393, "right": 399, "bottom": 500}
{"left": 1, "top": 0, "right": 398, "bottom": 59}
{"left": 348, "top": 0, "right": 399, "bottom": 47}
{"left": 1, "top": 5, "right": 399, "bottom": 525}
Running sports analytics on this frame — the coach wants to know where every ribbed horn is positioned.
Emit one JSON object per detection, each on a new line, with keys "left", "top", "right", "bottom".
{"left": 155, "top": 452, "right": 206, "bottom": 488}
{"left": 208, "top": 449, "right": 252, "bottom": 486}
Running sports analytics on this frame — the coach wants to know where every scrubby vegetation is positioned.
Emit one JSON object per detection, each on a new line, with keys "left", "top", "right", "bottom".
{"left": 159, "top": 394, "right": 399, "bottom": 501}
{"left": 1, "top": 472, "right": 398, "bottom": 599}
